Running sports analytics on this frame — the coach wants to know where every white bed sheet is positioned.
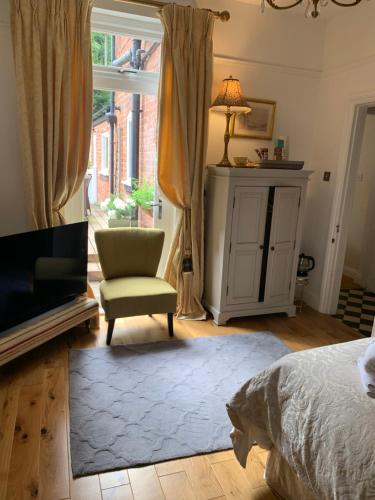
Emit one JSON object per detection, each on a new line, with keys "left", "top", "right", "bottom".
{"left": 227, "top": 338, "right": 375, "bottom": 500}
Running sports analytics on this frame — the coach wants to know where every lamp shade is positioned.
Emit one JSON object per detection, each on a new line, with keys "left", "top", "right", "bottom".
{"left": 211, "top": 76, "right": 251, "bottom": 113}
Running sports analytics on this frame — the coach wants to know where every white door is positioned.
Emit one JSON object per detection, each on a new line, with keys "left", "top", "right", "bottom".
{"left": 264, "top": 187, "right": 300, "bottom": 305}
{"left": 88, "top": 132, "right": 97, "bottom": 204}
{"left": 227, "top": 187, "right": 268, "bottom": 305}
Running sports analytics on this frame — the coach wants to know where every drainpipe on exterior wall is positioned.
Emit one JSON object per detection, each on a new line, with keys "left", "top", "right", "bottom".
{"left": 130, "top": 39, "right": 142, "bottom": 186}
{"left": 107, "top": 35, "right": 117, "bottom": 194}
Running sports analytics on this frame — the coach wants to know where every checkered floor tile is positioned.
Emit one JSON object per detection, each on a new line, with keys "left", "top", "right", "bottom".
{"left": 334, "top": 288, "right": 375, "bottom": 337}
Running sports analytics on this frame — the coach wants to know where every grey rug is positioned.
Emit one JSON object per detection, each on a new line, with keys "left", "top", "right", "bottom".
{"left": 69, "top": 332, "right": 290, "bottom": 477}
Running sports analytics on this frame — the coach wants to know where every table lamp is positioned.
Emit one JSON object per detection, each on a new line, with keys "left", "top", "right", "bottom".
{"left": 210, "top": 76, "right": 251, "bottom": 166}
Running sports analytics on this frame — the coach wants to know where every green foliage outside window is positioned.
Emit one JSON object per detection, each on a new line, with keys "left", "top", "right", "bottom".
{"left": 131, "top": 179, "right": 155, "bottom": 210}
{"left": 92, "top": 32, "right": 112, "bottom": 65}
{"left": 92, "top": 32, "right": 112, "bottom": 115}
{"left": 93, "top": 90, "right": 111, "bottom": 116}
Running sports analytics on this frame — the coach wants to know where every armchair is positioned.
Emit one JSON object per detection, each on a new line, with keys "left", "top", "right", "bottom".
{"left": 95, "top": 228, "right": 177, "bottom": 345}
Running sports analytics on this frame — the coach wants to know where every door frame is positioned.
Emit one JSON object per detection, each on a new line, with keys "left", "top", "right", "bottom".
{"left": 319, "top": 91, "right": 375, "bottom": 314}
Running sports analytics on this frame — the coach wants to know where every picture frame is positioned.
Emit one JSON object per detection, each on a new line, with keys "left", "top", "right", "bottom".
{"left": 230, "top": 98, "right": 276, "bottom": 140}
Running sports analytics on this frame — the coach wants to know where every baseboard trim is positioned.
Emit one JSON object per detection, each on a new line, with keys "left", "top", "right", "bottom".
{"left": 303, "top": 288, "right": 320, "bottom": 311}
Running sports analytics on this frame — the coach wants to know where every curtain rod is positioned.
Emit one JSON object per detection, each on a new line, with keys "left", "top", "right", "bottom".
{"left": 113, "top": 0, "right": 230, "bottom": 21}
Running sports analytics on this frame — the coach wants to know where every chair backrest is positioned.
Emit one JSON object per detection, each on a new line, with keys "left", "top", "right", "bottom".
{"left": 95, "top": 228, "right": 165, "bottom": 280}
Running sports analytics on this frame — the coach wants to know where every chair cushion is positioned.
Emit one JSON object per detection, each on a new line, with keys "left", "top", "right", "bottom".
{"left": 100, "top": 276, "right": 177, "bottom": 319}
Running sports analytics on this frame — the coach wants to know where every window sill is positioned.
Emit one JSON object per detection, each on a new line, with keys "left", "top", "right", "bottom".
{"left": 121, "top": 180, "right": 132, "bottom": 193}
{"left": 100, "top": 170, "right": 109, "bottom": 177}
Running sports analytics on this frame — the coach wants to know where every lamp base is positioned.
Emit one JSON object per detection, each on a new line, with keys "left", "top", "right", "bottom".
{"left": 217, "top": 110, "right": 233, "bottom": 167}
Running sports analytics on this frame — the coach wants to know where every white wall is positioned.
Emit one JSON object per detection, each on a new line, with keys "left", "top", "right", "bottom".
{"left": 344, "top": 113, "right": 375, "bottom": 280}
{"left": 207, "top": 58, "right": 321, "bottom": 167}
{"left": 200, "top": 1, "right": 326, "bottom": 168}
{"left": 0, "top": 2, "right": 27, "bottom": 236}
{"left": 200, "top": 0, "right": 325, "bottom": 72}
{"left": 301, "top": 3, "right": 375, "bottom": 309}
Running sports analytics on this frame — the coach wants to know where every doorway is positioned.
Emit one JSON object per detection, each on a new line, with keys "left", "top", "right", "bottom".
{"left": 83, "top": 10, "right": 176, "bottom": 302}
{"left": 333, "top": 107, "right": 375, "bottom": 336}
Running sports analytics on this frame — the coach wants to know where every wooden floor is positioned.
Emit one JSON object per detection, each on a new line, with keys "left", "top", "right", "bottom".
{"left": 0, "top": 307, "right": 361, "bottom": 500}
{"left": 341, "top": 274, "right": 363, "bottom": 290}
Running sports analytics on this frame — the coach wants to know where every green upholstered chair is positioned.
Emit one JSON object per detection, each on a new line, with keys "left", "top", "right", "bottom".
{"left": 95, "top": 228, "right": 177, "bottom": 345}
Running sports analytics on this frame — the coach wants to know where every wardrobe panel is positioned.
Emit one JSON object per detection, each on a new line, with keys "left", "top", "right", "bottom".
{"left": 265, "top": 187, "right": 300, "bottom": 304}
{"left": 227, "top": 187, "right": 268, "bottom": 305}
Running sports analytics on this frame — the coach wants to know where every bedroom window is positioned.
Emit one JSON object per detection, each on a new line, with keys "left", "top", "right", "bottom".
{"left": 101, "top": 132, "right": 109, "bottom": 176}
{"left": 87, "top": 8, "right": 174, "bottom": 281}
{"left": 89, "top": 7, "right": 162, "bottom": 222}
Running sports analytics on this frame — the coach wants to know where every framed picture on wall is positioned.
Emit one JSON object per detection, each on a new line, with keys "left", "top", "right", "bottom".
{"left": 230, "top": 98, "right": 276, "bottom": 140}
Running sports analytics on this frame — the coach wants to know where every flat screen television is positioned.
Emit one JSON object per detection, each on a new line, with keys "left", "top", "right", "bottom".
{"left": 0, "top": 221, "right": 88, "bottom": 333}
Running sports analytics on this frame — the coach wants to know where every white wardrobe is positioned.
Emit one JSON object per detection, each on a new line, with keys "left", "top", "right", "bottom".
{"left": 204, "top": 166, "right": 312, "bottom": 325}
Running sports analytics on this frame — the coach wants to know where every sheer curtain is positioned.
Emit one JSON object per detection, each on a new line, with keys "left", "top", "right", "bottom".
{"left": 158, "top": 4, "right": 215, "bottom": 319}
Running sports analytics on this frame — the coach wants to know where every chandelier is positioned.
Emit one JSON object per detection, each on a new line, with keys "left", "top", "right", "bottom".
{"left": 261, "top": 0, "right": 362, "bottom": 18}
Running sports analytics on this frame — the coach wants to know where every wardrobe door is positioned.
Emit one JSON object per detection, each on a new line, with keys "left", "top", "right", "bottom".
{"left": 264, "top": 187, "right": 300, "bottom": 305}
{"left": 227, "top": 186, "right": 268, "bottom": 305}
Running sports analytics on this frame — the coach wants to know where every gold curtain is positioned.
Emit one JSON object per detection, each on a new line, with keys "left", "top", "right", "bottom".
{"left": 158, "top": 4, "right": 214, "bottom": 320}
{"left": 10, "top": 0, "right": 93, "bottom": 229}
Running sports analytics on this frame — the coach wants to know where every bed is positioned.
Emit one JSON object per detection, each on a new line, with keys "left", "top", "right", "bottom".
{"left": 227, "top": 337, "right": 375, "bottom": 500}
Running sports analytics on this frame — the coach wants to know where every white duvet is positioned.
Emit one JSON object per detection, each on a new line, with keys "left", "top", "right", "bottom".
{"left": 227, "top": 338, "right": 375, "bottom": 500}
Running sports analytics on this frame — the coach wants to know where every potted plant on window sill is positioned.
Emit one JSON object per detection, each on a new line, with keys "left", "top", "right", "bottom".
{"left": 131, "top": 179, "right": 155, "bottom": 215}
{"left": 100, "top": 195, "right": 137, "bottom": 228}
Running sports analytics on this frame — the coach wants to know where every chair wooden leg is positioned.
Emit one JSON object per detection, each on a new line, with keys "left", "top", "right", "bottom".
{"left": 107, "top": 319, "right": 115, "bottom": 346}
{"left": 167, "top": 312, "right": 174, "bottom": 337}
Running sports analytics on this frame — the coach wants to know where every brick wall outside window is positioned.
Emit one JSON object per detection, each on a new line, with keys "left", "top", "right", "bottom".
{"left": 91, "top": 35, "right": 161, "bottom": 229}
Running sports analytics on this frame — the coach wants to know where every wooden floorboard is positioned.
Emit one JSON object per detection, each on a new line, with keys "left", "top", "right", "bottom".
{"left": 0, "top": 306, "right": 363, "bottom": 499}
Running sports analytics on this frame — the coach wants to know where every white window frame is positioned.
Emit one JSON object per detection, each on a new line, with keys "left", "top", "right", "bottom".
{"left": 91, "top": 8, "right": 162, "bottom": 97}
{"left": 92, "top": 132, "right": 97, "bottom": 171}
{"left": 125, "top": 112, "right": 133, "bottom": 187}
{"left": 101, "top": 131, "right": 110, "bottom": 176}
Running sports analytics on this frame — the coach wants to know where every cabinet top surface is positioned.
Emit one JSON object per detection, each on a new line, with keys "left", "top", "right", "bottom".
{"left": 206, "top": 165, "right": 313, "bottom": 179}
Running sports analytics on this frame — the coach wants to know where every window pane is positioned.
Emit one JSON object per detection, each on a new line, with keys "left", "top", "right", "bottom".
{"left": 93, "top": 89, "right": 111, "bottom": 117}
{"left": 91, "top": 32, "right": 161, "bottom": 73}
{"left": 89, "top": 89, "right": 158, "bottom": 230}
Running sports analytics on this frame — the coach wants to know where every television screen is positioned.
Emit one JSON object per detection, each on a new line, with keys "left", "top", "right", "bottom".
{"left": 0, "top": 222, "right": 88, "bottom": 333}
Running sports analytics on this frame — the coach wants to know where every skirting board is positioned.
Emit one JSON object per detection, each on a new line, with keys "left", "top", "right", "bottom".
{"left": 0, "top": 296, "right": 98, "bottom": 366}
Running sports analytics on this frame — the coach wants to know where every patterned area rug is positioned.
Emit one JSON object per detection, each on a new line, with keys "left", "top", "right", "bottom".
{"left": 335, "top": 288, "right": 375, "bottom": 336}
{"left": 69, "top": 332, "right": 291, "bottom": 477}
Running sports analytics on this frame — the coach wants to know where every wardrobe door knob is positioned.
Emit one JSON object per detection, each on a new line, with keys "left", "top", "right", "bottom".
{"left": 270, "top": 246, "right": 275, "bottom": 251}
{"left": 259, "top": 245, "right": 264, "bottom": 250}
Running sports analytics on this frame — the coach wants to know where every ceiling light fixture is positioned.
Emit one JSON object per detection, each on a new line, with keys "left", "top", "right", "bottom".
{"left": 262, "top": 0, "right": 362, "bottom": 18}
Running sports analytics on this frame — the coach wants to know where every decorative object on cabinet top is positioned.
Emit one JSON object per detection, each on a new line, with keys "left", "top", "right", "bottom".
{"left": 230, "top": 98, "right": 276, "bottom": 141}
{"left": 210, "top": 76, "right": 251, "bottom": 167}
{"left": 233, "top": 156, "right": 249, "bottom": 166}
{"left": 255, "top": 160, "right": 304, "bottom": 170}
